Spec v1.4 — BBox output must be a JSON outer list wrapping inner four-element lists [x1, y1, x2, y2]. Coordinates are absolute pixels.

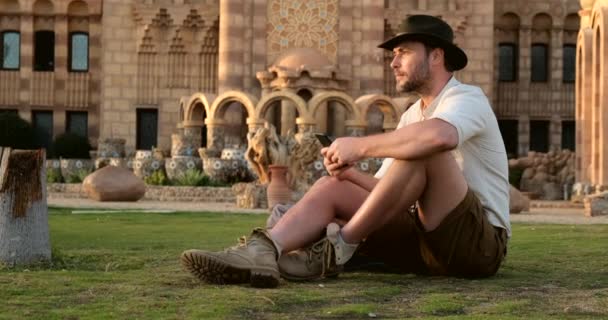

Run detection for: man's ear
[[432, 48, 445, 66]]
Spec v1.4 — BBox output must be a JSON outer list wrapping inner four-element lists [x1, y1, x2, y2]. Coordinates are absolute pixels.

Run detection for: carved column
[[519, 27, 531, 84], [345, 120, 367, 137], [205, 119, 227, 153], [518, 115, 530, 156], [315, 101, 328, 133], [295, 118, 316, 142], [551, 28, 563, 83], [183, 126, 203, 149], [330, 101, 346, 137], [218, 0, 245, 93], [280, 100, 297, 136], [55, 15, 68, 108], [577, 29, 593, 183], [549, 114, 562, 151]]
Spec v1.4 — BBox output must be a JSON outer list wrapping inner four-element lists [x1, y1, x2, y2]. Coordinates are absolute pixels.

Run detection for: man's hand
[[321, 137, 365, 166], [322, 155, 353, 179]]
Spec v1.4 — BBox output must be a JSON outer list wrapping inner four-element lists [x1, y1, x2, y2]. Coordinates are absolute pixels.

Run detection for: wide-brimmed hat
[[378, 15, 468, 71]]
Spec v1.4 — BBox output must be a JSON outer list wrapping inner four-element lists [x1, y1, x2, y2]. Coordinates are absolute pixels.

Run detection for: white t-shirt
[[375, 77, 511, 236]]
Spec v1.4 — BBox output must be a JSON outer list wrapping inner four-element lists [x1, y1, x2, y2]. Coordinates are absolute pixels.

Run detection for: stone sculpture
[[245, 123, 288, 185], [241, 124, 323, 208]]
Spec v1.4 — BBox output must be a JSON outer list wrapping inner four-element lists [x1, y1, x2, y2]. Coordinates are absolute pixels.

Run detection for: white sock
[[327, 223, 359, 265]]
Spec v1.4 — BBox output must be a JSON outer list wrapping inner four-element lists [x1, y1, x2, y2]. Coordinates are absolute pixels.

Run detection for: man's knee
[[313, 175, 342, 189]]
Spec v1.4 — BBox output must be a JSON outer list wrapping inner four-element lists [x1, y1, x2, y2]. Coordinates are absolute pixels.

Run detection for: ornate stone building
[[575, 0, 608, 188], [0, 0, 580, 158]]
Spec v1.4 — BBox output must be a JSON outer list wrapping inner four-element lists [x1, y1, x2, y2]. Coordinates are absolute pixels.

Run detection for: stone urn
[[267, 165, 292, 209]]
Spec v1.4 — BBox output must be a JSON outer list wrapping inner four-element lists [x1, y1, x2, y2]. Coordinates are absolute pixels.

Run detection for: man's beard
[[395, 59, 431, 93]]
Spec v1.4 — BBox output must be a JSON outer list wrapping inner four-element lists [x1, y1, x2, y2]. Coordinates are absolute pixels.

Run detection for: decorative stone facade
[[0, 0, 102, 144], [493, 0, 581, 157], [0, 0, 581, 163], [575, 0, 608, 190]]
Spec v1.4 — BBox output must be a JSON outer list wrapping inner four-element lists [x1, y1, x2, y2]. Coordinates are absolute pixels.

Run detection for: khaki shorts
[[355, 189, 508, 278]]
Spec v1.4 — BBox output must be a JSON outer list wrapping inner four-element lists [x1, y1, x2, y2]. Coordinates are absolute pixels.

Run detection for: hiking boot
[[180, 228, 280, 288], [278, 237, 343, 281], [278, 222, 357, 281]]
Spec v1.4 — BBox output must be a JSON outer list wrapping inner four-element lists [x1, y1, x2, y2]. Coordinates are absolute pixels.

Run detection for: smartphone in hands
[[315, 133, 349, 174], [315, 133, 334, 147]]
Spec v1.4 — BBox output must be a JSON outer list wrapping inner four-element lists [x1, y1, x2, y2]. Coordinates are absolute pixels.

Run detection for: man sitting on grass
[[181, 15, 510, 288]]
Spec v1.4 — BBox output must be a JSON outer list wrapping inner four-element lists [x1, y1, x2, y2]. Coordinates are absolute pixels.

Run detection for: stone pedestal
[[165, 156, 203, 180], [171, 133, 198, 157], [133, 150, 165, 179]]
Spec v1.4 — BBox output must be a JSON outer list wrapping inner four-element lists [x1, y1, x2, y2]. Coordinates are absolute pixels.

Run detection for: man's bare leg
[[269, 176, 369, 253], [341, 151, 468, 243]]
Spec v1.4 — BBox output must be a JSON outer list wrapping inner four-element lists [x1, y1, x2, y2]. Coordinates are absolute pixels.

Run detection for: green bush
[[144, 170, 169, 186], [65, 169, 90, 184], [0, 113, 37, 149], [46, 169, 64, 183], [172, 169, 210, 187], [52, 133, 92, 159]]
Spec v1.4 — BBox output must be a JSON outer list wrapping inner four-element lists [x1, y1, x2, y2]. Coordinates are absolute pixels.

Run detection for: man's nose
[[390, 55, 400, 69]]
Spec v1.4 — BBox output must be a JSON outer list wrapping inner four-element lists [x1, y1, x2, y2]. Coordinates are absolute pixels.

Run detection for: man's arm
[[340, 167, 378, 192], [325, 118, 459, 165]]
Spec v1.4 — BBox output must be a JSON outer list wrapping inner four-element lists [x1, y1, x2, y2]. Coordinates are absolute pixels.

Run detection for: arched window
[[34, 30, 55, 71], [1, 31, 20, 70], [563, 44, 576, 83], [498, 43, 517, 81], [69, 32, 88, 72], [563, 13, 579, 83], [496, 13, 520, 82], [530, 13, 552, 83], [531, 43, 548, 82]]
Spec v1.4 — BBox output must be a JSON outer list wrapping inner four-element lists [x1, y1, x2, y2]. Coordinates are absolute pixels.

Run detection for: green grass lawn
[[0, 208, 607, 319]]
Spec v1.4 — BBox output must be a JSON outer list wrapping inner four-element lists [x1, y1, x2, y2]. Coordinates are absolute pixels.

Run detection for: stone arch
[[33, 0, 53, 15], [496, 12, 521, 44], [0, 0, 20, 13], [308, 91, 361, 123], [531, 13, 553, 43], [67, 0, 89, 36], [591, 7, 608, 184], [255, 91, 310, 122], [208, 90, 258, 121], [576, 28, 593, 183], [355, 94, 400, 128], [564, 13, 580, 45], [184, 92, 215, 122], [67, 0, 88, 16]]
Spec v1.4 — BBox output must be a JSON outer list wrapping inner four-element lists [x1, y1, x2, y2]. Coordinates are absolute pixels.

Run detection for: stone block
[[584, 191, 608, 216], [83, 166, 145, 202]]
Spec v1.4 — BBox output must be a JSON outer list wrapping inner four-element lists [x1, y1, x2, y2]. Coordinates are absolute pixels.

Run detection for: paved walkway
[[47, 197, 608, 224]]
